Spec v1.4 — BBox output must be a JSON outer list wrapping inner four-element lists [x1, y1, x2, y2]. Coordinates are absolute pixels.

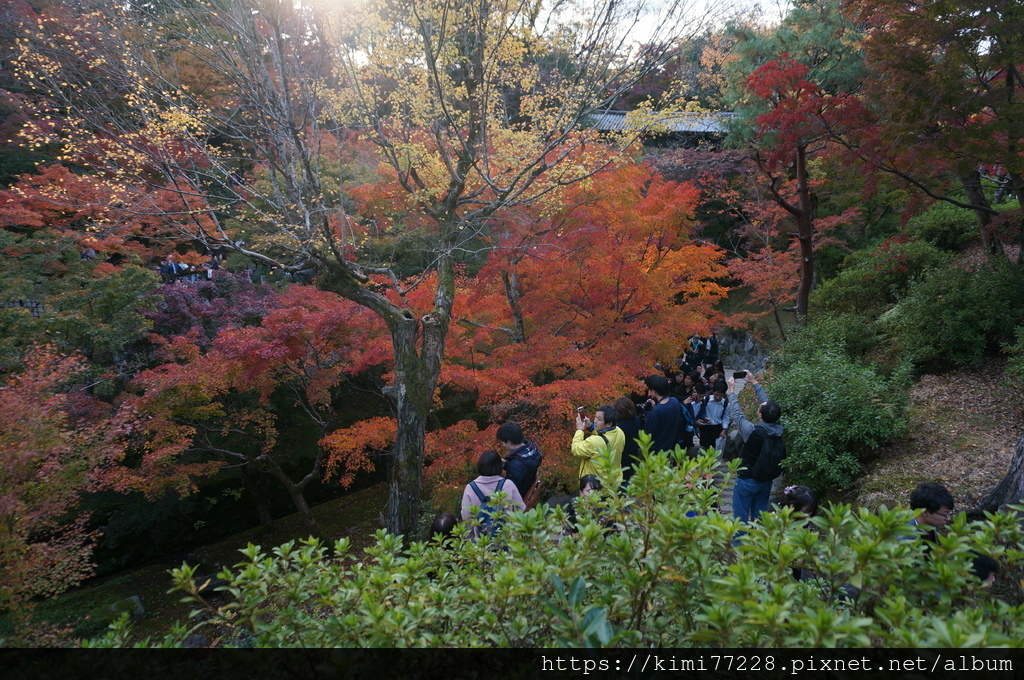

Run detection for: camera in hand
[[733, 371, 747, 379]]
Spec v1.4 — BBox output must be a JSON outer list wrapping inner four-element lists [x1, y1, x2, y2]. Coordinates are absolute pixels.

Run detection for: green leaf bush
[[769, 314, 887, 374], [810, 237, 950, 317], [1006, 326, 1024, 382], [883, 261, 1024, 366], [767, 327, 909, 491], [904, 202, 978, 251], [90, 442, 1024, 648], [0, 231, 160, 372]]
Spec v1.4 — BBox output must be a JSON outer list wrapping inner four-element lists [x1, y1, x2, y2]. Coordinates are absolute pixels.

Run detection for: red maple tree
[[118, 286, 388, 536], [322, 163, 730, 506], [741, 57, 864, 321], [0, 346, 117, 620]]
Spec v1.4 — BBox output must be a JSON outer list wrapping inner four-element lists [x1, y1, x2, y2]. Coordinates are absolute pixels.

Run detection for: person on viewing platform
[[726, 370, 785, 524], [778, 486, 832, 585], [680, 382, 706, 455], [686, 381, 708, 414], [696, 380, 731, 453], [571, 404, 625, 482], [496, 421, 543, 498], [460, 449, 525, 524], [692, 333, 708, 368], [643, 375, 682, 454], [614, 398, 643, 483], [780, 485, 818, 517], [970, 553, 999, 588], [676, 371, 700, 401], [579, 474, 602, 497], [429, 512, 459, 542]]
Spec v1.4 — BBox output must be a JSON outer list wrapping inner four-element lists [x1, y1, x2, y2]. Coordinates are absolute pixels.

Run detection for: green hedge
[[904, 202, 978, 251], [770, 314, 886, 373], [90, 443, 1023, 648], [811, 237, 950, 317], [1006, 326, 1024, 381], [883, 261, 1024, 366], [767, 321, 909, 491]]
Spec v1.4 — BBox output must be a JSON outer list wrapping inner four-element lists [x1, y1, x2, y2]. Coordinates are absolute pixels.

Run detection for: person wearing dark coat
[[496, 421, 543, 497], [642, 374, 682, 454], [726, 371, 784, 524], [614, 397, 643, 483]]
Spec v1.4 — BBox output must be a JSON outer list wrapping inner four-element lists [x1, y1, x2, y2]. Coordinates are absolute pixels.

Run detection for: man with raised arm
[[572, 404, 625, 483], [726, 371, 785, 524]]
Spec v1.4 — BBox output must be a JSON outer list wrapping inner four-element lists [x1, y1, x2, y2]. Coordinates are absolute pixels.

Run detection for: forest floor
[[11, 358, 1022, 646], [852, 357, 1024, 512]]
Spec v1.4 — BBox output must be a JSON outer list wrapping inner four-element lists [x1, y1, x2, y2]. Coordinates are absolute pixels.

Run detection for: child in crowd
[[971, 553, 999, 588], [781, 485, 818, 516], [430, 512, 459, 541]]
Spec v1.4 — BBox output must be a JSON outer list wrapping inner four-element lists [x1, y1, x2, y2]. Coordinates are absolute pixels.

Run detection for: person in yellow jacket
[[572, 404, 625, 484]]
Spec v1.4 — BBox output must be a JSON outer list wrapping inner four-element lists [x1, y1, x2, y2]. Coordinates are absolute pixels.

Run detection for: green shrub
[[1005, 326, 1024, 381], [87, 443, 1024, 649], [0, 231, 160, 371], [883, 261, 1024, 366], [811, 237, 950, 316], [904, 202, 978, 251], [769, 314, 886, 374], [767, 339, 909, 491]]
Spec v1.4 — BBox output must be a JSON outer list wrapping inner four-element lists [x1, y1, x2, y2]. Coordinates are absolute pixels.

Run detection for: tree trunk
[[263, 457, 325, 540], [959, 169, 1002, 256], [384, 314, 432, 540], [1009, 171, 1024, 266], [793, 145, 815, 324], [501, 270, 527, 343], [242, 464, 275, 534], [1005, 62, 1023, 265], [317, 256, 451, 542], [287, 485, 320, 537], [970, 433, 1024, 518], [772, 305, 788, 342]]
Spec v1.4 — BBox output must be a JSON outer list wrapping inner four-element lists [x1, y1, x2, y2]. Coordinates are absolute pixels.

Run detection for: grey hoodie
[[726, 383, 784, 479]]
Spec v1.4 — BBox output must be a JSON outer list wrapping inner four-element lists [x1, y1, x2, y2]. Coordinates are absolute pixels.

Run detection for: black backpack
[[469, 479, 508, 537], [677, 401, 697, 446], [748, 426, 786, 482]]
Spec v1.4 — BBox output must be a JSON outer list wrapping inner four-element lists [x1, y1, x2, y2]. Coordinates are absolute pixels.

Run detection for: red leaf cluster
[[0, 346, 115, 604]]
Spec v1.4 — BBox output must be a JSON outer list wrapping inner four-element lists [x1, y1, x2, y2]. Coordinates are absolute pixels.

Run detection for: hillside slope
[[855, 358, 1024, 512]]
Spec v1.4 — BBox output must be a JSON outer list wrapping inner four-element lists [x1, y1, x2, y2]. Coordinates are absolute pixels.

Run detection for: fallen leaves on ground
[[856, 358, 1023, 511]]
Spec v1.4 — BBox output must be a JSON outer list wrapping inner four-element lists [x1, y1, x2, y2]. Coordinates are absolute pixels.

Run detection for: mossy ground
[[3, 483, 389, 645]]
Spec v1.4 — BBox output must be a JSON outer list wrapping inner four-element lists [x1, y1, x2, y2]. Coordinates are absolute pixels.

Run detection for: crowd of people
[[453, 363, 783, 532], [158, 253, 224, 283], [443, 342, 1000, 589], [157, 249, 317, 285]]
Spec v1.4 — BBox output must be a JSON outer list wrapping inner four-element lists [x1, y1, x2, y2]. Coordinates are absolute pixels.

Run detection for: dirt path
[[855, 358, 1024, 511]]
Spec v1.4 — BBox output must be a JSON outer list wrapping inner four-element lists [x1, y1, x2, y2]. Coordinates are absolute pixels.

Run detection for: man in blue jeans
[[725, 371, 785, 524]]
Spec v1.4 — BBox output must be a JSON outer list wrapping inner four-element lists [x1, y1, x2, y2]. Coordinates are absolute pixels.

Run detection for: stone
[[183, 634, 210, 648], [719, 330, 767, 374], [105, 595, 145, 621]]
